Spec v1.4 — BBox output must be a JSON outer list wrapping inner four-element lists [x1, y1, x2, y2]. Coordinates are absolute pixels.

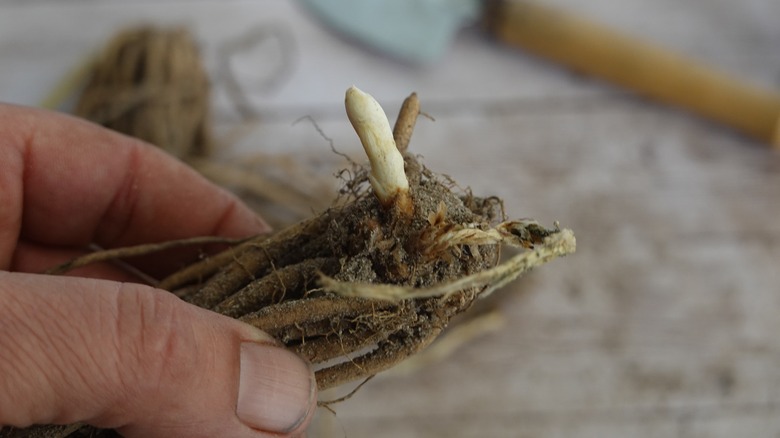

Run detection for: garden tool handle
[[484, 0, 780, 147]]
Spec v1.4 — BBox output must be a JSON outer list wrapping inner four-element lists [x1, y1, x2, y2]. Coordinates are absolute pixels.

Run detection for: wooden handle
[[485, 0, 780, 147]]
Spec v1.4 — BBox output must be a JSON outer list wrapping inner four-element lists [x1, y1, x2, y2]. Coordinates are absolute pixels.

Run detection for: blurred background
[[2, 0, 780, 436]]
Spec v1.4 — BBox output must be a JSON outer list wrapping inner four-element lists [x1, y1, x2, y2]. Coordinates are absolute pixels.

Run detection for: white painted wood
[[1, 1, 779, 436]]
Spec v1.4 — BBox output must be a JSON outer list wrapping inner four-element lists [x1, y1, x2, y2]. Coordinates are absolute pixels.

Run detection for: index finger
[[0, 104, 268, 269]]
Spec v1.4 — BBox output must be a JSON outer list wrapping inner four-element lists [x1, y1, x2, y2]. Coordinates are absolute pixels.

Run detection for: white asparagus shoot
[[345, 86, 413, 214]]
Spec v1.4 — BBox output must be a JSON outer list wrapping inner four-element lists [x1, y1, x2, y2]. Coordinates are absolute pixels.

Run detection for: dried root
[[18, 87, 575, 438]]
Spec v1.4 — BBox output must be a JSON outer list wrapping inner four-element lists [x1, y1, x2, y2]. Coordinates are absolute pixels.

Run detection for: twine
[[74, 26, 212, 158]]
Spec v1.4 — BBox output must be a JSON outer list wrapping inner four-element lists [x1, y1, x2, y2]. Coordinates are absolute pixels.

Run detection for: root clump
[[153, 86, 574, 391], [176, 141, 504, 390], [3, 87, 575, 438]]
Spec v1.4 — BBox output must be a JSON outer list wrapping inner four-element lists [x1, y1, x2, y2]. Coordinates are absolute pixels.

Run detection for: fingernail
[[237, 342, 315, 433]]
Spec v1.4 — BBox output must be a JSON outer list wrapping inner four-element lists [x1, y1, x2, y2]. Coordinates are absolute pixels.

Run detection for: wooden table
[[2, 1, 779, 436]]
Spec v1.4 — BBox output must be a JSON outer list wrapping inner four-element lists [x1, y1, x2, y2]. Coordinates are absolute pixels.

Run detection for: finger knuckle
[[114, 285, 203, 396]]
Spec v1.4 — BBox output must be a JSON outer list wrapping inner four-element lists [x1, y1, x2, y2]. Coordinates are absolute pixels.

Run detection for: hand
[[0, 104, 316, 437]]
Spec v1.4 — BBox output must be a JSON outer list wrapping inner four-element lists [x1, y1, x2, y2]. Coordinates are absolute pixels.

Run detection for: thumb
[[0, 272, 316, 437]]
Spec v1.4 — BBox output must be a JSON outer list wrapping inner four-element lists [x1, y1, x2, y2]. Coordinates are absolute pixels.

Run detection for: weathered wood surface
[[1, 1, 779, 437]]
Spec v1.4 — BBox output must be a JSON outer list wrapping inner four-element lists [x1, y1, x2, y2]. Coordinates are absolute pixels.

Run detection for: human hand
[[0, 104, 316, 437]]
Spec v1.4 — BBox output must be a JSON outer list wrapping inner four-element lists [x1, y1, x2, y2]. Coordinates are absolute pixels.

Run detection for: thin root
[[45, 236, 245, 276], [317, 375, 376, 408]]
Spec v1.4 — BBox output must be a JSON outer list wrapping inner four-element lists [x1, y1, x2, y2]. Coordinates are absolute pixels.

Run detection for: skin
[[0, 104, 315, 437]]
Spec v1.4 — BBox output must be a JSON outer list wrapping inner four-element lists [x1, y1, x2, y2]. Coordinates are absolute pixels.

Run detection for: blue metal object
[[300, 0, 479, 63]]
